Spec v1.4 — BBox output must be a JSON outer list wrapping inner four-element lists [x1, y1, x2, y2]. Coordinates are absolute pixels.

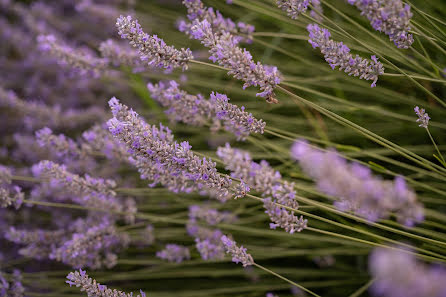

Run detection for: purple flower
[[190, 20, 282, 103], [307, 24, 384, 87], [156, 244, 190, 263], [189, 205, 237, 225], [0, 186, 24, 210], [180, 0, 255, 43], [276, 0, 310, 19], [107, 98, 232, 201], [147, 80, 266, 140], [221, 235, 254, 267], [369, 246, 446, 297], [99, 39, 147, 72], [291, 140, 424, 226], [348, 0, 413, 49], [37, 34, 107, 77], [217, 143, 307, 233], [52, 220, 130, 269], [116, 15, 193, 71], [66, 269, 146, 297], [0, 269, 25, 297], [414, 106, 430, 128]]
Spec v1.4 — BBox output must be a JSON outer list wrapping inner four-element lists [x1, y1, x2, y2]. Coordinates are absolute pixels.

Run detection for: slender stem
[[426, 127, 446, 165], [348, 278, 376, 297], [190, 59, 229, 71], [253, 263, 322, 297]]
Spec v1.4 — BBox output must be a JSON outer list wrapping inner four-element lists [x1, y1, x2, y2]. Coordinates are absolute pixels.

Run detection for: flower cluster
[[0, 166, 23, 209], [156, 244, 191, 263], [369, 246, 446, 297], [347, 0, 414, 49], [99, 39, 146, 72], [189, 205, 237, 225], [221, 235, 254, 267], [414, 106, 430, 128], [0, 86, 105, 130], [217, 143, 307, 233], [291, 140, 424, 226], [179, 0, 255, 43], [107, 97, 232, 201], [6, 217, 130, 269], [190, 19, 282, 103], [37, 34, 108, 77], [66, 269, 146, 297], [307, 24, 384, 87], [0, 269, 25, 297], [116, 15, 194, 71], [276, 0, 310, 19], [147, 80, 266, 140]]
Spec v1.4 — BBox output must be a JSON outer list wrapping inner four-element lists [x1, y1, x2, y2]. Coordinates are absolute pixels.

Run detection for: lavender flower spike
[[307, 24, 384, 87], [116, 15, 193, 71], [0, 187, 24, 209], [180, 0, 255, 43], [67, 269, 146, 297], [347, 0, 414, 49], [190, 19, 282, 103], [156, 244, 190, 263], [107, 97, 232, 201], [32, 160, 117, 197], [291, 140, 424, 226], [369, 246, 446, 297], [276, 0, 310, 19], [37, 35, 107, 77], [414, 106, 430, 128], [147, 80, 266, 140], [221, 235, 254, 267]]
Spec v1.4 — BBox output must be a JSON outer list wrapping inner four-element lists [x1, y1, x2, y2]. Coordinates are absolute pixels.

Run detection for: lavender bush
[[0, 0, 445, 296]]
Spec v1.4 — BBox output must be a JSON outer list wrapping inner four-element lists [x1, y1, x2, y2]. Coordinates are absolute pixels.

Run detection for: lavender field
[[1, 0, 446, 296]]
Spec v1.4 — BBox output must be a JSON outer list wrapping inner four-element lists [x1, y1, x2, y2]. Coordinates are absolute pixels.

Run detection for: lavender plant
[[1, 0, 446, 296]]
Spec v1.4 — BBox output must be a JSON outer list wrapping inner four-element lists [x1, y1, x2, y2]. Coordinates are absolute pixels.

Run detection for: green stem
[[253, 263, 322, 297]]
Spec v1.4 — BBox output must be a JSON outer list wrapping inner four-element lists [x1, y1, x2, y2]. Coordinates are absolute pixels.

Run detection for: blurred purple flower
[[414, 106, 430, 128], [156, 244, 190, 263], [347, 0, 413, 49], [291, 140, 424, 226]]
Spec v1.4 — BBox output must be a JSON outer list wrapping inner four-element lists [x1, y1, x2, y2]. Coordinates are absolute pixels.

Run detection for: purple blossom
[[309, 0, 324, 22], [189, 205, 237, 225], [35, 127, 83, 160], [414, 106, 430, 128], [116, 15, 193, 71], [81, 124, 131, 163], [51, 220, 130, 269], [99, 39, 146, 72], [221, 235, 254, 267], [0, 86, 106, 130], [217, 143, 307, 233], [369, 246, 446, 297], [156, 244, 190, 263], [190, 19, 282, 103], [147, 80, 266, 140], [0, 165, 12, 185], [32, 160, 117, 196], [0, 269, 25, 297], [5, 227, 66, 260], [179, 0, 255, 43], [307, 24, 384, 87], [276, 0, 310, 19], [347, 0, 414, 49], [0, 186, 24, 210], [291, 140, 424, 226], [66, 269, 146, 297], [37, 34, 107, 77], [107, 97, 232, 201]]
